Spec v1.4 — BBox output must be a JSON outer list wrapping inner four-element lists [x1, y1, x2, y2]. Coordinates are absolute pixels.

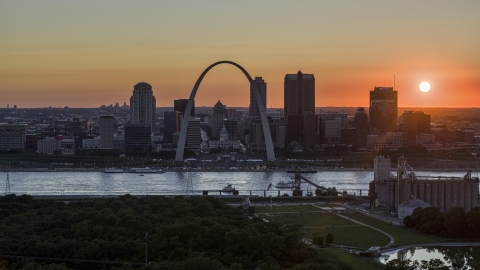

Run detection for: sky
[[1, 1, 479, 108]]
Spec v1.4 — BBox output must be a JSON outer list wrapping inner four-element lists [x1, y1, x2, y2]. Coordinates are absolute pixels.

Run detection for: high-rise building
[[186, 118, 201, 153], [284, 71, 315, 147], [398, 111, 430, 147], [354, 108, 369, 149], [99, 115, 114, 149], [223, 119, 238, 141], [249, 77, 266, 118], [174, 99, 195, 117], [130, 82, 156, 131], [0, 124, 26, 150], [163, 111, 176, 143], [369, 87, 397, 134], [124, 124, 151, 151], [211, 100, 227, 139]]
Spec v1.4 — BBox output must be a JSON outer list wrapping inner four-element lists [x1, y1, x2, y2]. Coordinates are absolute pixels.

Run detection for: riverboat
[[275, 181, 294, 189], [130, 167, 159, 173], [104, 168, 124, 173]]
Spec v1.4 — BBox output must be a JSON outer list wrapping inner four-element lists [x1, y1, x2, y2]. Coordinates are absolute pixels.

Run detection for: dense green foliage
[[0, 194, 351, 270], [403, 206, 480, 239]]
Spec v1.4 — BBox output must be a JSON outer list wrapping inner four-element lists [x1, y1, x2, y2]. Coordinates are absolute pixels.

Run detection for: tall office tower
[[249, 77, 267, 118], [124, 124, 151, 151], [224, 119, 238, 141], [99, 115, 114, 149], [354, 108, 369, 149], [186, 118, 201, 153], [284, 71, 315, 147], [369, 87, 397, 134], [398, 111, 430, 147], [163, 111, 176, 143], [211, 100, 227, 139], [129, 82, 156, 131], [174, 99, 195, 116]]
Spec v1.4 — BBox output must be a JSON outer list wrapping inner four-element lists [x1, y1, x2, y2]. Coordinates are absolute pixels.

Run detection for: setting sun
[[419, 82, 431, 93]]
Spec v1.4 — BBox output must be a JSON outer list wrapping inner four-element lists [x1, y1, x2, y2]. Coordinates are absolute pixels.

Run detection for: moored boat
[[130, 167, 158, 173], [104, 168, 124, 173]]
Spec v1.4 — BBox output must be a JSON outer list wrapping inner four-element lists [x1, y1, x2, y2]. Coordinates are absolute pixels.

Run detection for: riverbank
[[3, 167, 478, 173]]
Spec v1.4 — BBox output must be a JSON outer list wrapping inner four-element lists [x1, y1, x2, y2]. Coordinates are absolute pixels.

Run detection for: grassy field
[[256, 205, 441, 249], [342, 212, 440, 246], [256, 206, 392, 249]]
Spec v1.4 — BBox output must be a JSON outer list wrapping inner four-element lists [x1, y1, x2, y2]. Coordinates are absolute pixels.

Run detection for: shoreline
[[2, 168, 478, 173]]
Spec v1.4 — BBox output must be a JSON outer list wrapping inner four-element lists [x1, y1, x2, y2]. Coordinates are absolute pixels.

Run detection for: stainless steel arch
[[175, 61, 275, 161]]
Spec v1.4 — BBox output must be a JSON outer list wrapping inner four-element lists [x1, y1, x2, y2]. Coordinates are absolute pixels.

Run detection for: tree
[[325, 233, 334, 244], [443, 207, 469, 238], [466, 207, 480, 238]]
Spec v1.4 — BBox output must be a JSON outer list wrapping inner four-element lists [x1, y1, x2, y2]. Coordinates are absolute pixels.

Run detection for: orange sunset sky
[[1, 1, 479, 108]]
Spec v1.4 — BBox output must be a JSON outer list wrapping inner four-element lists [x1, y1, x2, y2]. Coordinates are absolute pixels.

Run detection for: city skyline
[[1, 1, 479, 108]]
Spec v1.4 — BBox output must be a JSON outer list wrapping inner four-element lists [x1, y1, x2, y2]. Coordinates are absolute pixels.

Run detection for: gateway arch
[[175, 61, 275, 161]]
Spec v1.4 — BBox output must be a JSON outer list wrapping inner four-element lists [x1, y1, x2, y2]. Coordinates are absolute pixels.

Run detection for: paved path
[[335, 213, 395, 248], [312, 205, 395, 248]]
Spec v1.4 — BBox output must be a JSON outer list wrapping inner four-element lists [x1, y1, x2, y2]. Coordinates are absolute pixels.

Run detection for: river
[[1, 170, 476, 197]]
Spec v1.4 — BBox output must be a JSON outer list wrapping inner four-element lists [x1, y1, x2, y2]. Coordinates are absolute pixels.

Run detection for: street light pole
[[145, 232, 148, 265]]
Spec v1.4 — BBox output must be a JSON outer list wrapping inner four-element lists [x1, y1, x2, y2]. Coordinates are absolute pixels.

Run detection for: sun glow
[[419, 82, 431, 93]]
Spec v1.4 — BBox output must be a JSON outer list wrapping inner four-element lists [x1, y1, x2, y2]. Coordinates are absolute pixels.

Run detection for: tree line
[[0, 194, 354, 270], [403, 206, 480, 239]]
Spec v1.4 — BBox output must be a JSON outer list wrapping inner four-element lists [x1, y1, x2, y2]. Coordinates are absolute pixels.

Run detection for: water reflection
[[382, 246, 480, 269]]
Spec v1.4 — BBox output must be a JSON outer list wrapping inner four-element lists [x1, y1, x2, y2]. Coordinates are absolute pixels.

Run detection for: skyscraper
[[249, 77, 266, 119], [99, 115, 114, 149], [130, 82, 156, 131], [369, 87, 397, 134], [284, 71, 315, 147], [284, 71, 315, 116], [211, 100, 227, 139], [398, 111, 430, 147], [354, 108, 369, 149]]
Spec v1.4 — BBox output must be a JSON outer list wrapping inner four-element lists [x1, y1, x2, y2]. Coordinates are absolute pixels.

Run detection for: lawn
[[256, 206, 392, 249], [255, 205, 441, 249], [342, 212, 440, 246]]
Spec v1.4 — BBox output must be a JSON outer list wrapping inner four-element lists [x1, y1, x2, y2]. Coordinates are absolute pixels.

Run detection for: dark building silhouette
[[174, 99, 195, 117], [124, 124, 151, 151], [130, 82, 156, 131], [341, 128, 355, 146], [354, 108, 369, 149], [224, 119, 238, 141], [212, 100, 228, 139], [369, 87, 397, 134], [249, 77, 266, 119], [398, 111, 431, 147], [284, 71, 315, 148], [163, 111, 176, 143]]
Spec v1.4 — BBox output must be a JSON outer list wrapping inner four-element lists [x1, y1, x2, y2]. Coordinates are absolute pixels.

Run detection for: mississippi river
[[1, 170, 475, 197]]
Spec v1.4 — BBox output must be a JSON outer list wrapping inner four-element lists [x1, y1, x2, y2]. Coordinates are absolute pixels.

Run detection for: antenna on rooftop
[[394, 75, 396, 91]]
